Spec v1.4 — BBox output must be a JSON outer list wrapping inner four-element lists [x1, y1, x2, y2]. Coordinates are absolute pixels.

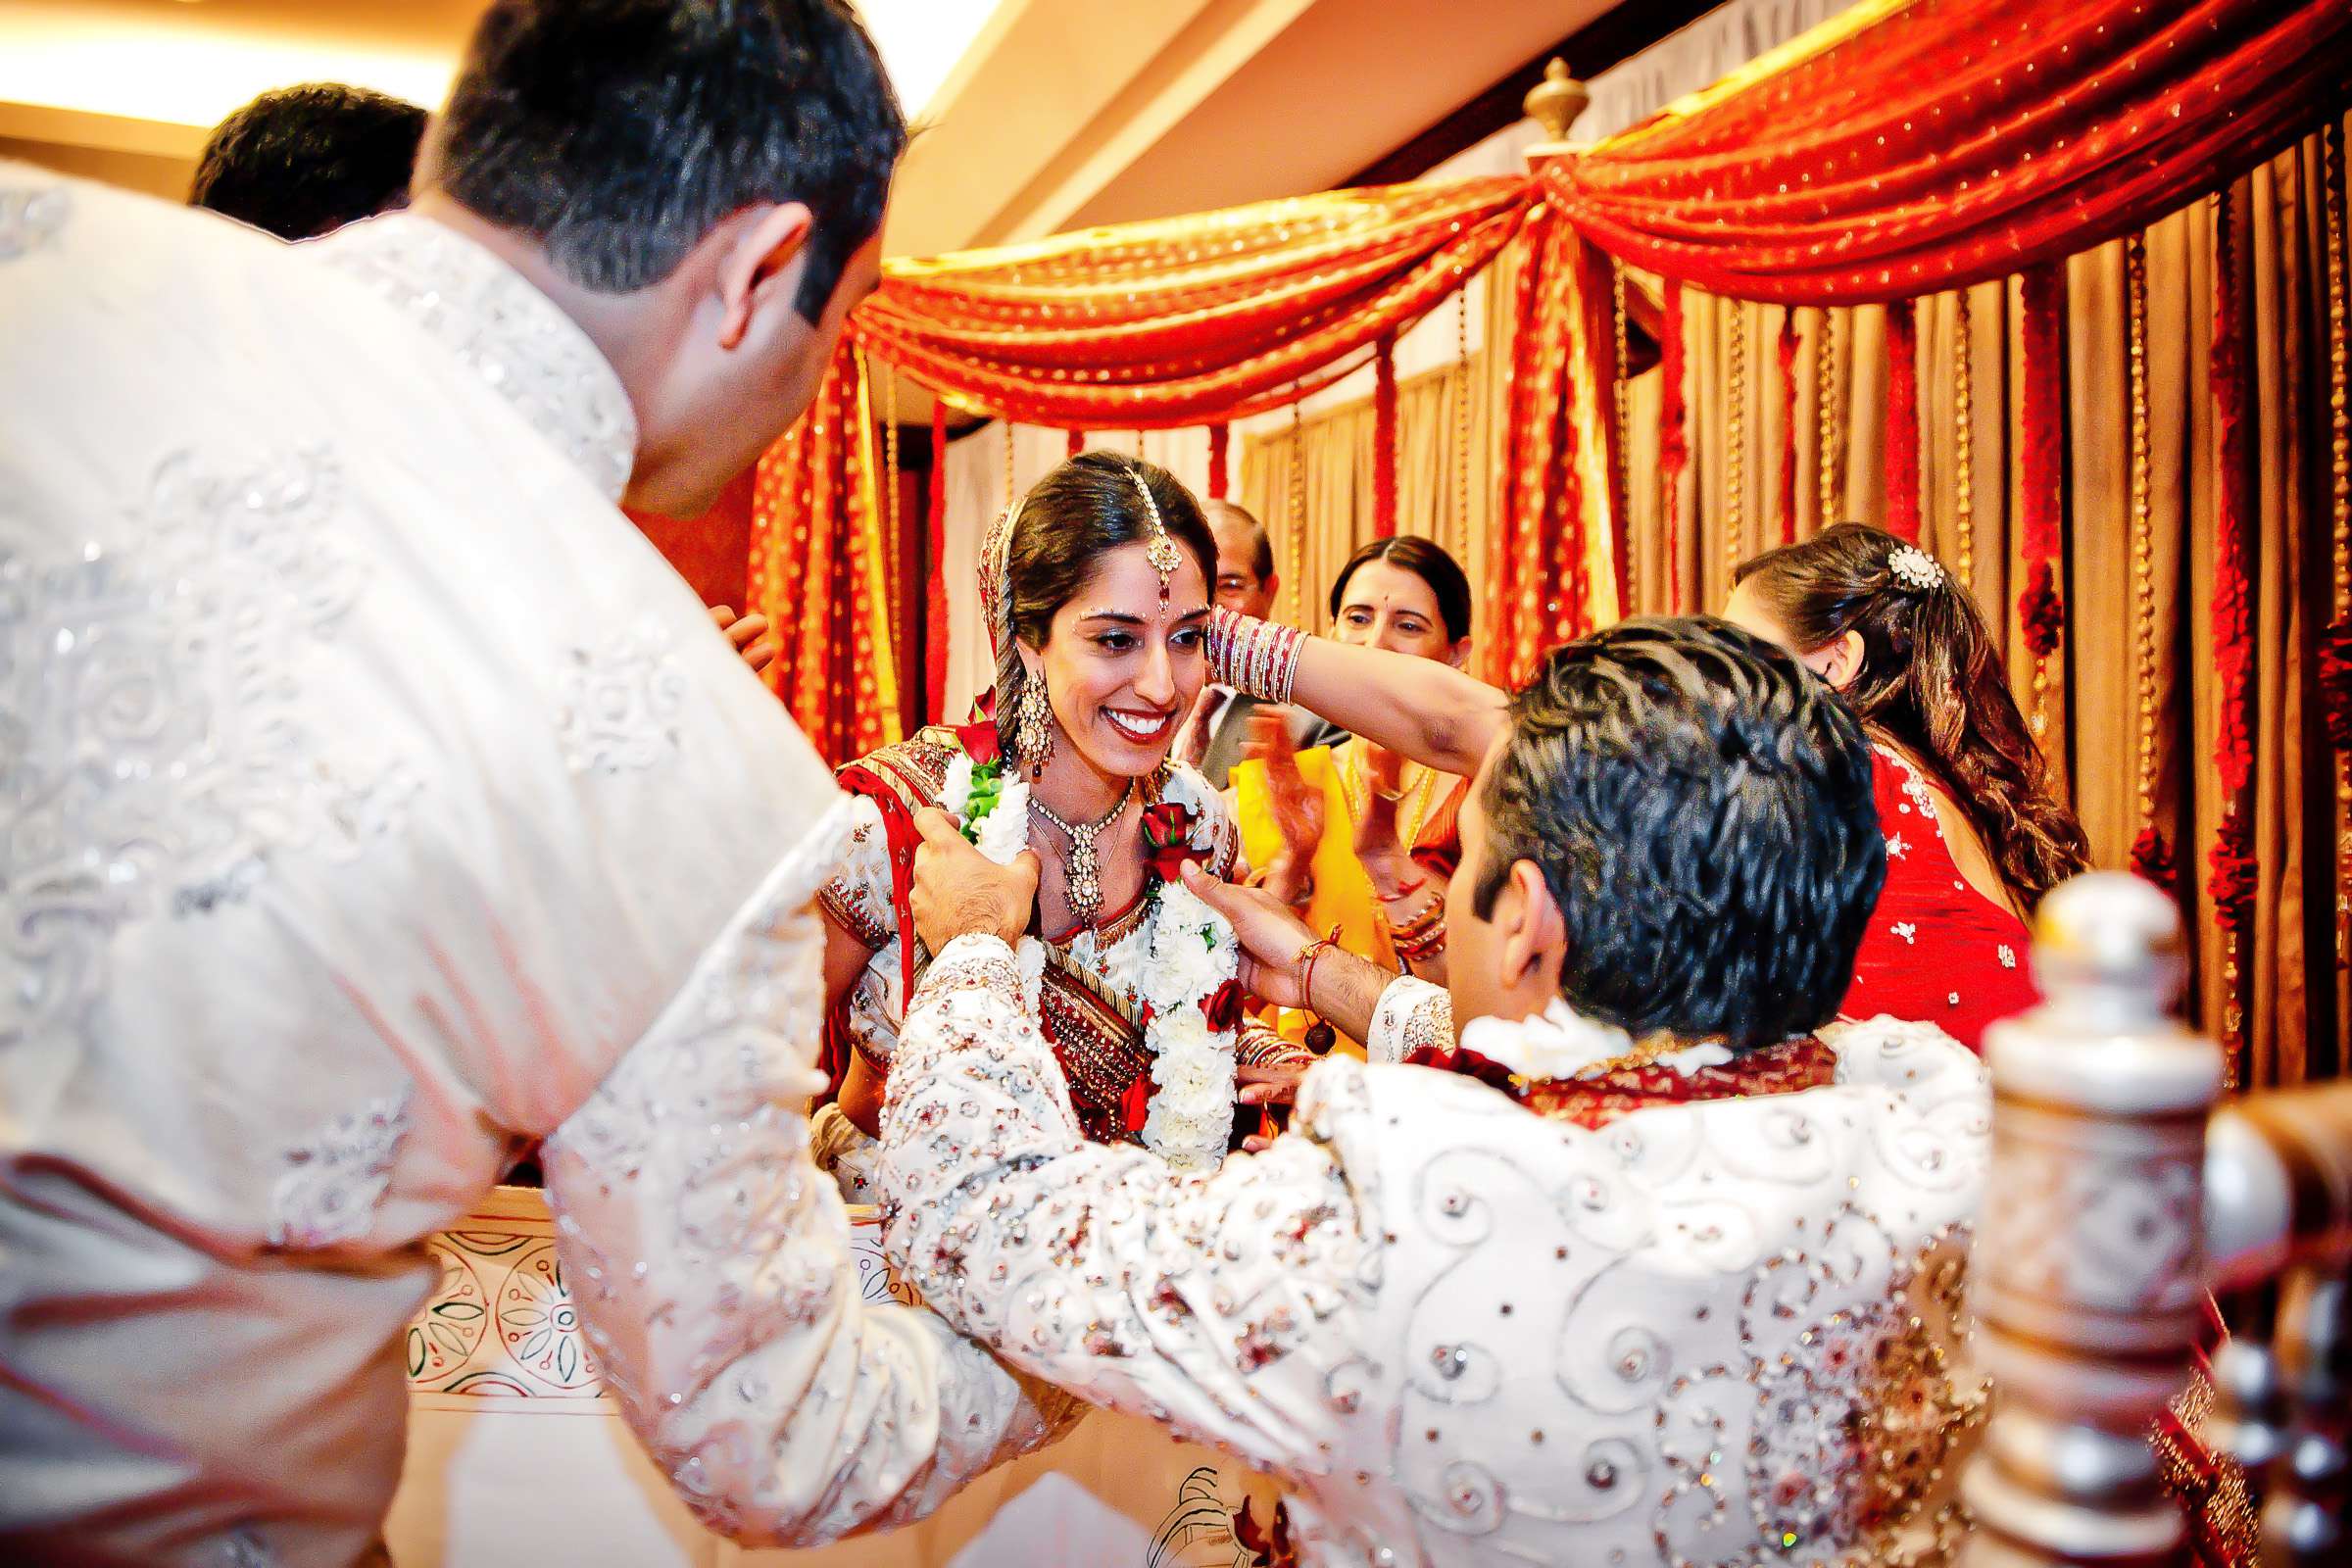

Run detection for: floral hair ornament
[[1125, 464, 1183, 603], [1886, 544, 1945, 593]]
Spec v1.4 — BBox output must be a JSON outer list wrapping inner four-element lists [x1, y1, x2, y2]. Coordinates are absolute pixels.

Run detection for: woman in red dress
[[1725, 523, 2090, 1051]]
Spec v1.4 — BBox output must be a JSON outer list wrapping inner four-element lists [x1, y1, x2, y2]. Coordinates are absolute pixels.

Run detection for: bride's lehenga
[[814, 722, 1309, 1192]]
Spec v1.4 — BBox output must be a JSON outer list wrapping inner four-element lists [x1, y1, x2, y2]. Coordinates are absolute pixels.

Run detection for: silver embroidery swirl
[[1, 449, 397, 1051]]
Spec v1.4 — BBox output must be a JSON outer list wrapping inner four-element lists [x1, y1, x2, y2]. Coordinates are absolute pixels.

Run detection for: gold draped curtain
[[1620, 121, 2349, 1087]]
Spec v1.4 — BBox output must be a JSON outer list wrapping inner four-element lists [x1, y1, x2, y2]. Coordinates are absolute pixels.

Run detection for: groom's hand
[[911, 808, 1038, 952], [1178, 861, 1316, 1008]]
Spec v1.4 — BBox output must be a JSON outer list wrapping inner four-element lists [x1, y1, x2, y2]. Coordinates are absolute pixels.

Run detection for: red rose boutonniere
[[1142, 800, 1204, 882]]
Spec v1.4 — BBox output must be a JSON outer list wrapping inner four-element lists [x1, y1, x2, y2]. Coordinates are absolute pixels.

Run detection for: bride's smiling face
[[1021, 542, 1210, 781]]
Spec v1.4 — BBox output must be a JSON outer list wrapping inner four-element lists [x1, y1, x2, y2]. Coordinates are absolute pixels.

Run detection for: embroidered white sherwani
[[0, 169, 1057, 1567], [880, 939, 1992, 1567]]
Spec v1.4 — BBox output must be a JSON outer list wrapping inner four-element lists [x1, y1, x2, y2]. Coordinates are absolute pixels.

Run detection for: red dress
[[1841, 745, 2038, 1053]]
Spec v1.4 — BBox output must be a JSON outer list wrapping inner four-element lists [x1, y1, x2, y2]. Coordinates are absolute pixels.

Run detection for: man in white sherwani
[[881, 618, 1993, 1568], [0, 3, 1067, 1562]]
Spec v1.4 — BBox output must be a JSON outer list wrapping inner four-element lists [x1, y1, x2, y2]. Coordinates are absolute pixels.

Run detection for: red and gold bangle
[[1207, 608, 1305, 704], [1385, 898, 1447, 963]]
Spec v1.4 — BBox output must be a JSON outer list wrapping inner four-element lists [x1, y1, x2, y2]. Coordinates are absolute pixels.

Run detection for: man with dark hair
[[190, 82, 428, 239], [882, 616, 1991, 1566], [3, 4, 1071, 1562], [1177, 498, 1345, 785]]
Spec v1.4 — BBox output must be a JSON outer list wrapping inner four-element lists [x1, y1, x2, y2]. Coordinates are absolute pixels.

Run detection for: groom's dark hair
[[427, 0, 905, 320], [1474, 616, 1885, 1051]]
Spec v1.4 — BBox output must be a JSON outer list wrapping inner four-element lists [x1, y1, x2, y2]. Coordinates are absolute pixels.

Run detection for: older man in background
[[1177, 498, 1346, 787]]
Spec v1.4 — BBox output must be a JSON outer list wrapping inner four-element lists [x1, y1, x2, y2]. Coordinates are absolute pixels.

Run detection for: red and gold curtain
[[748, 347, 901, 761], [1545, 0, 2352, 304], [1491, 208, 1621, 684], [852, 178, 1529, 427]]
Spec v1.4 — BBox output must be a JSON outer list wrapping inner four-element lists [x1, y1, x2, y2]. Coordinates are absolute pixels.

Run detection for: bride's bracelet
[[1206, 608, 1303, 705]]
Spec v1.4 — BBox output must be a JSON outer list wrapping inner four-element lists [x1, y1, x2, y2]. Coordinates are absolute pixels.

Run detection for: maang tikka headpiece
[[1128, 466, 1182, 603]]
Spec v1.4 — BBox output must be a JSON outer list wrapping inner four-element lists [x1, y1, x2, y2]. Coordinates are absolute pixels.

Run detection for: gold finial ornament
[[1524, 59, 1591, 146]]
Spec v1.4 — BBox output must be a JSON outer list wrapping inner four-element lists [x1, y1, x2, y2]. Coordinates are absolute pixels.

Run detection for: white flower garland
[[956, 758, 1238, 1171], [1460, 997, 1734, 1080]]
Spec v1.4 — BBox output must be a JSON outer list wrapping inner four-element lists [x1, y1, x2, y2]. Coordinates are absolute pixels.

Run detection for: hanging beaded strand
[[1453, 285, 1473, 553], [880, 357, 903, 647], [1725, 300, 1748, 596], [2128, 232, 2161, 854], [1003, 416, 1015, 510], [1817, 306, 1841, 528], [2325, 117, 2350, 971], [1288, 400, 1308, 631], [1953, 288, 1977, 585], [1611, 260, 1633, 610]]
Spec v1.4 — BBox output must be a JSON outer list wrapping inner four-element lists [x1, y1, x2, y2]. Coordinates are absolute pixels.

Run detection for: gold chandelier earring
[[1015, 674, 1054, 775]]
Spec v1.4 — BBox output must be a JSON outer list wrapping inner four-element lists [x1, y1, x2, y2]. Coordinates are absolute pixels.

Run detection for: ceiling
[[0, 0, 1608, 251]]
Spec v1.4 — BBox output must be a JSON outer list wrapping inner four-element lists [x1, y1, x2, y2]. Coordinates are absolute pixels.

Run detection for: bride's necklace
[[1029, 777, 1137, 928]]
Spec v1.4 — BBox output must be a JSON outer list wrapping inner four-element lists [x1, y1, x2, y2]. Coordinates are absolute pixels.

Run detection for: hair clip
[[1886, 544, 1944, 593]]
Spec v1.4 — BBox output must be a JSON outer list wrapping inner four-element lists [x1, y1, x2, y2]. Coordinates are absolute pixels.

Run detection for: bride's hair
[[1733, 522, 2088, 911], [997, 451, 1215, 744]]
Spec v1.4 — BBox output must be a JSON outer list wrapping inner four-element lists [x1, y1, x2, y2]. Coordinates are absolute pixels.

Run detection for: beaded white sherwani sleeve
[[878, 935, 1371, 1475], [1364, 974, 1453, 1064], [540, 807, 1076, 1547]]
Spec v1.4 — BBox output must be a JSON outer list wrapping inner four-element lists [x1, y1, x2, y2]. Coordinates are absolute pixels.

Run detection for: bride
[[813, 452, 1313, 1186]]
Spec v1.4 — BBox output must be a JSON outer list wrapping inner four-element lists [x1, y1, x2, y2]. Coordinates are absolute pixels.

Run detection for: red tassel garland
[[1776, 309, 1800, 545], [2130, 826, 2178, 894], [1657, 279, 1689, 612], [1207, 421, 1230, 501], [1885, 297, 1921, 542], [925, 403, 950, 724], [2018, 261, 2068, 643]]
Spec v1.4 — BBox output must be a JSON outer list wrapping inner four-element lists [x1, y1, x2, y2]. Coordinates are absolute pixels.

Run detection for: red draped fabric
[[1541, 0, 2352, 304], [1491, 207, 1620, 684], [748, 347, 900, 761], [852, 178, 1530, 428]]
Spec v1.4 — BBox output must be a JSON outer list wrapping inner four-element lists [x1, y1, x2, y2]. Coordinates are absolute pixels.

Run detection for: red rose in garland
[[1200, 978, 1246, 1034], [951, 718, 1003, 767], [1142, 800, 1205, 882], [1119, 1071, 1154, 1136]]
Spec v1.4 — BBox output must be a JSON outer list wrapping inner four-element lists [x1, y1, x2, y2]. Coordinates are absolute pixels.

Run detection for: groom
[[881, 617, 1994, 1565], [1, 2, 1068, 1562]]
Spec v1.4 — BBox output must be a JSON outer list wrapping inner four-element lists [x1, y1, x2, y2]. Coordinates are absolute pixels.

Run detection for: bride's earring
[[1017, 676, 1054, 774]]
